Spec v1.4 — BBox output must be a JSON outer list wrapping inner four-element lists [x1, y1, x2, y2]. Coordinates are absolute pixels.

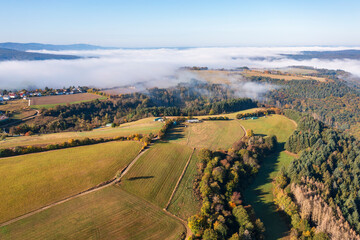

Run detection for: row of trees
[[0, 133, 152, 158], [188, 134, 278, 239], [236, 108, 280, 119]]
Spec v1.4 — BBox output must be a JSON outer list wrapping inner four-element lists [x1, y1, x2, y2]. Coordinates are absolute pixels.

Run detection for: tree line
[[188, 134, 278, 239]]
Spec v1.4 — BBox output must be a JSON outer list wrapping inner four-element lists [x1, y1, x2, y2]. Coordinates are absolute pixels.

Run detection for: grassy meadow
[[0, 117, 163, 148], [168, 149, 201, 220], [240, 114, 297, 240], [240, 114, 296, 142], [120, 142, 193, 208], [0, 141, 141, 223], [0, 186, 185, 240]]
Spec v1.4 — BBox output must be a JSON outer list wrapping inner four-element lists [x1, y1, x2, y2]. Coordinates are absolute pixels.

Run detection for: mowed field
[[168, 149, 201, 220], [30, 93, 105, 109], [0, 186, 185, 240], [0, 141, 142, 223], [170, 120, 245, 150], [120, 142, 193, 207], [0, 117, 163, 148]]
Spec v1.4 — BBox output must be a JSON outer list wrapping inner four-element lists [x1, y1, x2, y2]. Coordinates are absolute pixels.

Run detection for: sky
[[0, 0, 360, 47]]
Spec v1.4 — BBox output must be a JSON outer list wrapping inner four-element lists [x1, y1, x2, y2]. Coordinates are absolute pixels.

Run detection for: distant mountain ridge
[[0, 48, 81, 61], [0, 42, 116, 51], [282, 49, 360, 60]]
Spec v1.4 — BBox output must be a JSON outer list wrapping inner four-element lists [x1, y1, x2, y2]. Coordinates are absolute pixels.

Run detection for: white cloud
[[1, 47, 360, 90]]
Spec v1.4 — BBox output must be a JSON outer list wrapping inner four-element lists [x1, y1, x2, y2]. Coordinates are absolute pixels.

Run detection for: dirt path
[[164, 148, 195, 210], [162, 147, 195, 239], [163, 209, 192, 240], [0, 146, 150, 228]]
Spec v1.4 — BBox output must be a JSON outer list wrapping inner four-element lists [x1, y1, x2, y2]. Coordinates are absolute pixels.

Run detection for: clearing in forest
[[0, 141, 142, 223], [241, 114, 297, 240]]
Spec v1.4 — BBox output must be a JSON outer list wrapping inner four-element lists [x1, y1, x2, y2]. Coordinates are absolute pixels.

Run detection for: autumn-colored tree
[[246, 129, 254, 137]]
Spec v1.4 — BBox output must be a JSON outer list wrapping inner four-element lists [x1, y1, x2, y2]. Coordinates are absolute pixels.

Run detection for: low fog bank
[[1, 47, 360, 91]]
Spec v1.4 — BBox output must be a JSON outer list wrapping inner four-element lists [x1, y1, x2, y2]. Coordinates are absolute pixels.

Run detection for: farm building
[[0, 115, 9, 122], [154, 117, 164, 122], [186, 119, 201, 123]]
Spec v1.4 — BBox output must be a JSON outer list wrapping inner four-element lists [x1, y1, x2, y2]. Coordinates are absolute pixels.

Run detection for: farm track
[[163, 147, 195, 239], [0, 144, 150, 228], [164, 147, 195, 210]]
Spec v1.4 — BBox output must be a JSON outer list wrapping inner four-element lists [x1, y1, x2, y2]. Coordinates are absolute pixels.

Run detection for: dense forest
[[188, 135, 278, 239], [274, 110, 360, 239], [252, 69, 360, 135]]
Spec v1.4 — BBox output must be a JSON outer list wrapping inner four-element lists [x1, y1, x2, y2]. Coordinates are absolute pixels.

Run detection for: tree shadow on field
[[254, 133, 267, 137], [163, 125, 186, 142], [243, 142, 290, 240], [127, 176, 154, 181]]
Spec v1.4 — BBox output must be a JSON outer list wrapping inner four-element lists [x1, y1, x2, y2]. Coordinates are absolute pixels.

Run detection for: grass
[[240, 114, 296, 142], [244, 149, 294, 240], [0, 99, 28, 112], [30, 93, 105, 109], [0, 117, 163, 148], [168, 120, 245, 150], [120, 142, 193, 208], [168, 149, 201, 220], [0, 141, 142, 223], [240, 114, 297, 240], [0, 186, 185, 240]]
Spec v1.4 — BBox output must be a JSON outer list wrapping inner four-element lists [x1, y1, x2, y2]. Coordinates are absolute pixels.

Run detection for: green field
[[241, 114, 296, 240], [120, 142, 193, 207], [0, 141, 142, 223], [0, 117, 163, 148], [168, 149, 201, 220], [240, 114, 296, 142], [0, 186, 185, 240]]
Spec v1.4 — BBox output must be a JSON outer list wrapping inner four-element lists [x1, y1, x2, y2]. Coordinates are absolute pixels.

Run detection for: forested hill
[[0, 48, 80, 61], [278, 110, 360, 239], [0, 42, 114, 51], [249, 68, 360, 138], [283, 49, 360, 60]]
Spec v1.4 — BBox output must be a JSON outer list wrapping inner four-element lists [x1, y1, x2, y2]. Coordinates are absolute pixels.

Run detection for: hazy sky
[[1, 0, 359, 47]]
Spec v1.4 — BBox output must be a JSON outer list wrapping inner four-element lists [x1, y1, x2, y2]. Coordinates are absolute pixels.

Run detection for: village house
[[9, 93, 17, 99], [3, 95, 10, 101]]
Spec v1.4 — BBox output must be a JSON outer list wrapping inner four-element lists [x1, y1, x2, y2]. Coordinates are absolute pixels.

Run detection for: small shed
[[186, 119, 201, 123], [154, 117, 164, 122]]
